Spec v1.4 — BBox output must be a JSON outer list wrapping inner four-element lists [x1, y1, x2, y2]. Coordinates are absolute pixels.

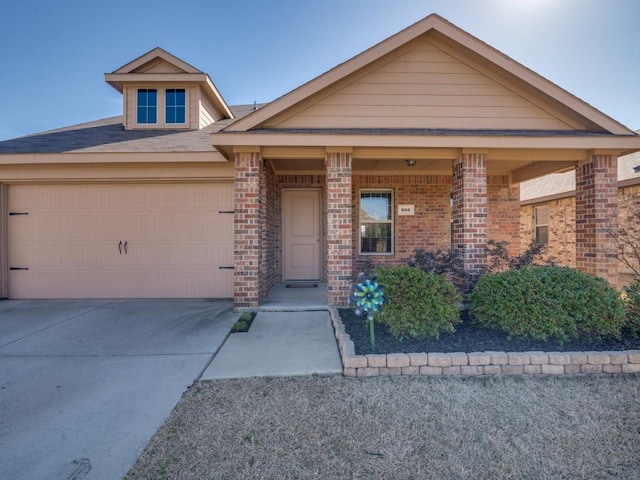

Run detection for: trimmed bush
[[470, 266, 627, 344], [624, 279, 640, 334], [374, 266, 461, 341]]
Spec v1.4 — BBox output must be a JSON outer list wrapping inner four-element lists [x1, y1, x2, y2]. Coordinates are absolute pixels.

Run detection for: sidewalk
[[201, 310, 343, 379]]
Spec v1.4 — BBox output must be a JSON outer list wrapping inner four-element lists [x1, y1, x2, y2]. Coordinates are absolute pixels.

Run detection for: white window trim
[[359, 188, 394, 255], [165, 88, 187, 126], [135, 88, 158, 126]]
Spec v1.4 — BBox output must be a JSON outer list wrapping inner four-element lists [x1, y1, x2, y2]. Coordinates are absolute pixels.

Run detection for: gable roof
[[105, 47, 234, 120], [222, 14, 633, 136], [0, 104, 260, 155], [110, 47, 203, 75]]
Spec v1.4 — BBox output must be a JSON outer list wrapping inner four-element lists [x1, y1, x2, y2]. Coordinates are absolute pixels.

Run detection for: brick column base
[[325, 150, 353, 306], [452, 152, 488, 292], [576, 153, 618, 283]]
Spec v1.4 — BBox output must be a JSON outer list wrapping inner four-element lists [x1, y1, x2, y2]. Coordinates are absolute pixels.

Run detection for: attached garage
[[7, 182, 233, 299]]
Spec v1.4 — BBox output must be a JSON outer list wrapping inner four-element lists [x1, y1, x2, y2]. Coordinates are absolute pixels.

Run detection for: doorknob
[[124, 241, 128, 255], [118, 241, 123, 255]]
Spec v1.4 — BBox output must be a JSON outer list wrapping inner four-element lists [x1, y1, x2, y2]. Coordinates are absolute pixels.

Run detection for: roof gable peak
[[111, 47, 202, 75], [224, 14, 633, 135]]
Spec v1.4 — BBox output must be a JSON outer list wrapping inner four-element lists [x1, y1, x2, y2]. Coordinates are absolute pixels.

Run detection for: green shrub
[[374, 266, 461, 340], [240, 311, 254, 322], [624, 279, 640, 334], [469, 266, 627, 344], [231, 320, 249, 333]]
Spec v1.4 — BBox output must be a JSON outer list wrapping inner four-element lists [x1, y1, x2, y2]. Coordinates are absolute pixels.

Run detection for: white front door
[[283, 189, 321, 281]]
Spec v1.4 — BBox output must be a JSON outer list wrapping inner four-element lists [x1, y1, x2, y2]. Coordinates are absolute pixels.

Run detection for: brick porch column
[[575, 152, 618, 284], [234, 148, 263, 308], [452, 151, 488, 291], [325, 149, 353, 306]]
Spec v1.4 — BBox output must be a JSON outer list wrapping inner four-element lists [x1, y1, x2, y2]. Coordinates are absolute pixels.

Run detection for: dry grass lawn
[[126, 375, 640, 480]]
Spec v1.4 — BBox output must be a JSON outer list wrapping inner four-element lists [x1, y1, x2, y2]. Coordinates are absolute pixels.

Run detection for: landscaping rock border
[[329, 308, 640, 377]]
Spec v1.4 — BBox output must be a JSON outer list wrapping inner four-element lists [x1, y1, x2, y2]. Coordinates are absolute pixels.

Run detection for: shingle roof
[[0, 104, 261, 154], [520, 150, 640, 203]]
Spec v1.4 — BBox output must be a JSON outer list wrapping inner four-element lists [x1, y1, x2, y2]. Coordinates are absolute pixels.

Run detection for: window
[[165, 89, 186, 124], [534, 205, 549, 245], [136, 89, 157, 124], [360, 190, 393, 254]]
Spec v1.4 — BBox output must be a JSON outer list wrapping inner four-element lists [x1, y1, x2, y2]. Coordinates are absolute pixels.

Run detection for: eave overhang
[[211, 129, 640, 160]]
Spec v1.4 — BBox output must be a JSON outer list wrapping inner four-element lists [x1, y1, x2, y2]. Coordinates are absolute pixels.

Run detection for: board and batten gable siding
[[199, 93, 220, 129], [267, 39, 573, 131]]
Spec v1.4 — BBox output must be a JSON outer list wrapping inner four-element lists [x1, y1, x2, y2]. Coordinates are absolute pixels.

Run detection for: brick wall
[[575, 155, 619, 282], [352, 175, 452, 273], [521, 184, 639, 288], [521, 198, 576, 267], [326, 152, 353, 306], [452, 153, 487, 290], [234, 151, 263, 307], [488, 175, 520, 256]]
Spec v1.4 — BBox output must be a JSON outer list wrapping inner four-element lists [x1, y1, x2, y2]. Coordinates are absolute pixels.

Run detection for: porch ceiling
[[266, 146, 592, 181]]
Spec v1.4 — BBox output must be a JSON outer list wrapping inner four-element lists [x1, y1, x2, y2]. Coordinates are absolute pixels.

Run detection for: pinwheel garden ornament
[[349, 272, 386, 350]]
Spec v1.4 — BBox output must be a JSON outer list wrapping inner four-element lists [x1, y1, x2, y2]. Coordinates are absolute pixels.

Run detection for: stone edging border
[[328, 308, 640, 377]]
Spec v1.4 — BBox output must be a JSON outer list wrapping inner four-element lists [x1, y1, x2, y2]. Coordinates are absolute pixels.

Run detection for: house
[[521, 148, 640, 288], [1, 14, 639, 307]]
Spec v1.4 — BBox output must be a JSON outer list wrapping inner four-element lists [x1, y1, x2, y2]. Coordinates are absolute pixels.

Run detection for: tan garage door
[[8, 183, 234, 299]]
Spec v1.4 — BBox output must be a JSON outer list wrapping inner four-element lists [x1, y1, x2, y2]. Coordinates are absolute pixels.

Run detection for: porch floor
[[258, 282, 328, 311]]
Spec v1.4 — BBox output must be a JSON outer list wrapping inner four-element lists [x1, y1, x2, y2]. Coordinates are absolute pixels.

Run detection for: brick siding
[[452, 153, 487, 290], [352, 175, 452, 273], [521, 183, 640, 288], [575, 154, 618, 282], [326, 152, 353, 306], [234, 151, 263, 307], [488, 175, 520, 256]]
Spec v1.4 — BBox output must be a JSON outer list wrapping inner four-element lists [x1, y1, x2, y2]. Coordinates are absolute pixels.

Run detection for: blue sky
[[1, 0, 639, 140]]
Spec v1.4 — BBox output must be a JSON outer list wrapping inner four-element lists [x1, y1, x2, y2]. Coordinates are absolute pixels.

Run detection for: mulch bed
[[339, 308, 640, 355]]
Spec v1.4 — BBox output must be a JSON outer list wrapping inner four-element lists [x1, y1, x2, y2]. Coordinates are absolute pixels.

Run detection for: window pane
[[535, 206, 548, 225], [360, 192, 391, 221], [148, 106, 157, 123], [176, 89, 185, 105], [137, 106, 146, 124], [137, 89, 157, 124], [361, 223, 391, 253], [166, 89, 185, 124], [536, 226, 549, 245]]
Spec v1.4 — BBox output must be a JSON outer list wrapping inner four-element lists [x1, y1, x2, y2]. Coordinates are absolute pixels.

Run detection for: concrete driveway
[[0, 299, 236, 480]]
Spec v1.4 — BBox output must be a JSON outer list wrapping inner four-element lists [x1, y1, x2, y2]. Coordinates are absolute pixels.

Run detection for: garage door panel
[[8, 183, 233, 299]]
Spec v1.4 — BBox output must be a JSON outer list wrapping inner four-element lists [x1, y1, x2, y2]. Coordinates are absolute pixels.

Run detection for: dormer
[[105, 47, 233, 131]]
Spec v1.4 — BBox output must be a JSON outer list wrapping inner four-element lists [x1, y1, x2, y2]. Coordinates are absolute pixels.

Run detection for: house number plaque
[[397, 205, 415, 216]]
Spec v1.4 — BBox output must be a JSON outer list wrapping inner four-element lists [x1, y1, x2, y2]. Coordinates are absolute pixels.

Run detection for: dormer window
[[166, 89, 186, 124], [137, 89, 157, 124], [106, 48, 233, 131]]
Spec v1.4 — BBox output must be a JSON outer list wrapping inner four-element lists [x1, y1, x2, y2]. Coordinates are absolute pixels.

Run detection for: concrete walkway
[[201, 310, 343, 379]]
